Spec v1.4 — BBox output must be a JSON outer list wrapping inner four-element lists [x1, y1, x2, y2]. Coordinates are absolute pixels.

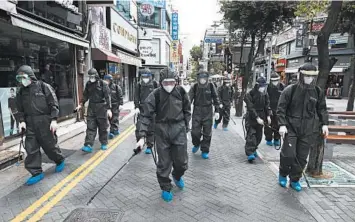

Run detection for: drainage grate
[[64, 208, 124, 222], [270, 161, 355, 187]]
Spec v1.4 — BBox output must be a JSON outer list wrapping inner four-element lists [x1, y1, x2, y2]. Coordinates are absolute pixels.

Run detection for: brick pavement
[[35, 120, 316, 222]]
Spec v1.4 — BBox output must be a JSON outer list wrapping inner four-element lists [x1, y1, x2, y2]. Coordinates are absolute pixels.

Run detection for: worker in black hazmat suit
[[189, 71, 221, 159], [277, 63, 329, 192], [76, 68, 112, 153], [134, 68, 158, 154], [104, 74, 123, 139], [244, 76, 272, 163], [136, 67, 191, 202], [15, 65, 65, 185], [214, 76, 234, 131], [265, 72, 284, 146]]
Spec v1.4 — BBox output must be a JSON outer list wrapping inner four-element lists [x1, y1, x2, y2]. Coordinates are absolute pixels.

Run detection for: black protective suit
[[244, 86, 271, 156], [16, 65, 64, 176], [277, 83, 328, 181], [82, 70, 111, 147], [264, 83, 284, 141], [137, 85, 191, 191], [134, 80, 158, 147], [189, 82, 220, 153], [108, 82, 123, 133], [215, 84, 234, 128]]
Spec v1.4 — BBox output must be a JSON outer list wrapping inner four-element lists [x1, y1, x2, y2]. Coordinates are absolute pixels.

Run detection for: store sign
[[204, 38, 223, 43], [140, 2, 154, 16], [171, 11, 179, 40], [91, 23, 111, 52], [111, 8, 138, 53], [115, 50, 142, 67], [276, 58, 286, 67], [171, 40, 179, 63], [139, 41, 153, 55], [140, 39, 160, 65]]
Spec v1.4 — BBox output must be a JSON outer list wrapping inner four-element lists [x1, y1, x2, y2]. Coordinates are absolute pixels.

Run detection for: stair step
[[0, 150, 24, 171]]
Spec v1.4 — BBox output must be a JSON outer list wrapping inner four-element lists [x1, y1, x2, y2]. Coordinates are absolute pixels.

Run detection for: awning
[[0, 1, 16, 14], [11, 13, 89, 48], [285, 68, 299, 73], [91, 48, 121, 63], [115, 50, 142, 67], [330, 67, 347, 73]]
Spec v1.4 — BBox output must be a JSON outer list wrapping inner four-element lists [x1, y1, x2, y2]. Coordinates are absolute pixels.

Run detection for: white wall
[[150, 29, 172, 66]]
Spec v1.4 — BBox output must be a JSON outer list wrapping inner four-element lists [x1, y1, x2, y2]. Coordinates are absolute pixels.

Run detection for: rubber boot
[[247, 154, 255, 163], [201, 152, 209, 159], [192, 146, 200, 153], [290, 181, 302, 192], [109, 133, 115, 139], [223, 127, 228, 131], [55, 161, 65, 173], [266, 140, 273, 146], [173, 176, 185, 189], [161, 190, 173, 202], [101, 144, 108, 150], [274, 139, 280, 146], [253, 151, 258, 158], [278, 175, 287, 187], [26, 173, 44, 185], [82, 145, 93, 153], [213, 123, 218, 129], [113, 130, 120, 136], [145, 147, 152, 154]]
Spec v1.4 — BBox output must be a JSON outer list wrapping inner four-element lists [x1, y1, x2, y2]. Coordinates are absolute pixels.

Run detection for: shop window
[[326, 74, 344, 98], [0, 21, 76, 138]]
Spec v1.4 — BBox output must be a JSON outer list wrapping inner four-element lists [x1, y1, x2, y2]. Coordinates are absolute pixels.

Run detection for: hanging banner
[[171, 40, 179, 63]]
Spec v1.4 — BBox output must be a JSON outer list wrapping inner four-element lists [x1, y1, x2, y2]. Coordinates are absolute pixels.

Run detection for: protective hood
[[270, 73, 280, 81], [17, 65, 37, 80], [88, 68, 100, 79], [159, 67, 176, 83]]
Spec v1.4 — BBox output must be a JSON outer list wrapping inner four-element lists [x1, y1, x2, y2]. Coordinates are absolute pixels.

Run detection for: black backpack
[[154, 85, 186, 107]]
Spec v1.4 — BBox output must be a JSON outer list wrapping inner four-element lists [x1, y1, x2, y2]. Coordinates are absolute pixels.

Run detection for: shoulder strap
[[153, 81, 158, 88]]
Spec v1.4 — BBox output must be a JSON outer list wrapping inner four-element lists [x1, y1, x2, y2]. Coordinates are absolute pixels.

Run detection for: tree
[[211, 61, 226, 75], [296, 0, 343, 177], [337, 2, 355, 110], [220, 1, 297, 116], [190, 45, 203, 62]]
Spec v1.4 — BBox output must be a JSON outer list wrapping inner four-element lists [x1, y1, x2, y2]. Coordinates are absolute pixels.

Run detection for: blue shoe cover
[[161, 190, 173, 202], [26, 173, 44, 185], [109, 133, 115, 139], [266, 140, 273, 146], [290, 181, 302, 192], [113, 130, 120, 135], [201, 152, 209, 159], [192, 146, 199, 153], [145, 147, 152, 154], [101, 144, 108, 150], [253, 152, 258, 157], [223, 127, 228, 131], [274, 139, 280, 146], [213, 123, 218, 129], [55, 161, 65, 173], [82, 145, 93, 153], [173, 177, 185, 189], [247, 154, 255, 162], [279, 175, 287, 187]]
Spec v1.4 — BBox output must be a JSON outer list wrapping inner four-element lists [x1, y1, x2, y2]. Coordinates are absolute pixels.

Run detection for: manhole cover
[[64, 208, 124, 222], [270, 161, 355, 187]]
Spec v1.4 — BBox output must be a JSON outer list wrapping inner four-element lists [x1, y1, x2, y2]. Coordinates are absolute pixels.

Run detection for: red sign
[[276, 58, 286, 72]]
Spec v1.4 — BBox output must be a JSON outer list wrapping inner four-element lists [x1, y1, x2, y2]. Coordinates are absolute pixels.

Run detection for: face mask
[[103, 80, 109, 84], [271, 81, 278, 86], [21, 78, 31, 87], [89, 76, 96, 83], [142, 78, 149, 84], [163, 85, 175, 93], [258, 87, 266, 93], [199, 78, 207, 85], [304, 76, 314, 84]]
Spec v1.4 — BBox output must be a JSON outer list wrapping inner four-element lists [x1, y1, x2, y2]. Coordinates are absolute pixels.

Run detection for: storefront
[[0, 1, 89, 143], [110, 8, 141, 102]]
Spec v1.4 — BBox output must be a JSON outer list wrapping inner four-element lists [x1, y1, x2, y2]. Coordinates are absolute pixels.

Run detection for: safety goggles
[[161, 79, 176, 86], [141, 73, 152, 78], [16, 73, 29, 82]]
